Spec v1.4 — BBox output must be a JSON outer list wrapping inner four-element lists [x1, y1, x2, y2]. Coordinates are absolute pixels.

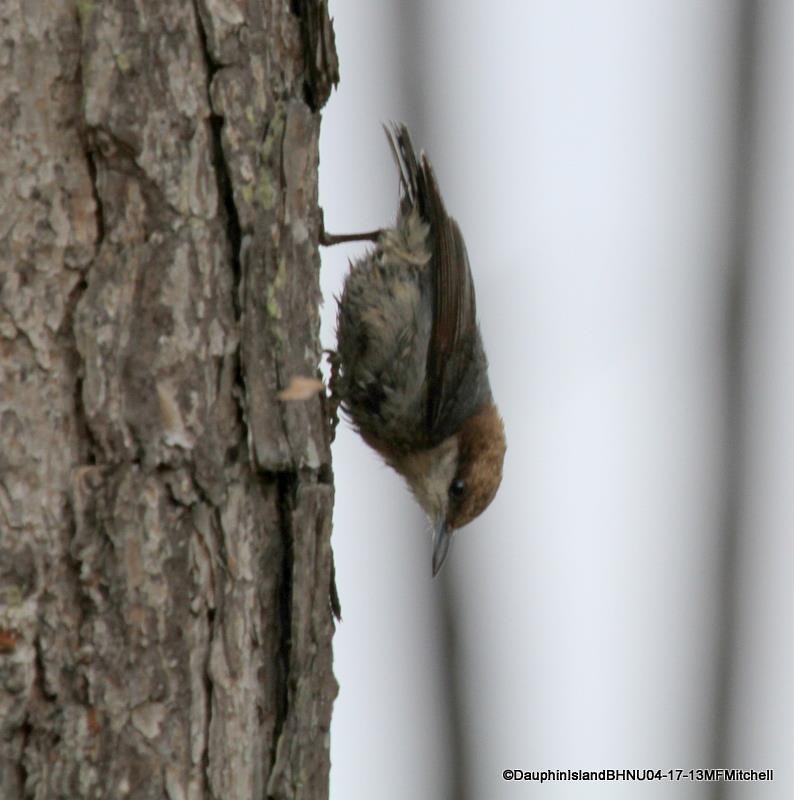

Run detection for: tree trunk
[[0, 1, 339, 798]]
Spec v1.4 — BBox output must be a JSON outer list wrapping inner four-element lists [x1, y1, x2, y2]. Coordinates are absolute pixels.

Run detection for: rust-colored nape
[[446, 402, 506, 530]]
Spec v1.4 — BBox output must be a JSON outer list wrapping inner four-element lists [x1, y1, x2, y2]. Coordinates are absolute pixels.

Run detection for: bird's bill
[[432, 521, 453, 577]]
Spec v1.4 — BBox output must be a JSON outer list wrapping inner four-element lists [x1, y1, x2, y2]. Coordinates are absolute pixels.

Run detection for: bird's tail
[[383, 122, 450, 226]]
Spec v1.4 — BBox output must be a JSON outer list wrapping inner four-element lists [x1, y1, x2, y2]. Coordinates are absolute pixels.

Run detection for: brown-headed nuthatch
[[322, 124, 506, 575]]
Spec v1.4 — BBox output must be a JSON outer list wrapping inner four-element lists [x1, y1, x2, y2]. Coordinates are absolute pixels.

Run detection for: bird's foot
[[319, 207, 381, 247]]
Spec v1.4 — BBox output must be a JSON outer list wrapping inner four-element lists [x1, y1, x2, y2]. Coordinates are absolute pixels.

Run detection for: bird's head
[[390, 402, 506, 575]]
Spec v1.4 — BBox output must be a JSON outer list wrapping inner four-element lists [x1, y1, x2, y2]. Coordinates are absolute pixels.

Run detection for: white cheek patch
[[394, 436, 459, 521]]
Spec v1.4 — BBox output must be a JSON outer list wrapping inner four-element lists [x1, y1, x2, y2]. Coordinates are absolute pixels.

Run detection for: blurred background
[[318, 1, 793, 798]]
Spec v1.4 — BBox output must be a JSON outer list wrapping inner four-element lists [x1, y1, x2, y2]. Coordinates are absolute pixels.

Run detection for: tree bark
[[0, 1, 339, 798]]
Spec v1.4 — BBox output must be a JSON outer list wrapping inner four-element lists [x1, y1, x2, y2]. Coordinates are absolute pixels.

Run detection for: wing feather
[[384, 124, 481, 437]]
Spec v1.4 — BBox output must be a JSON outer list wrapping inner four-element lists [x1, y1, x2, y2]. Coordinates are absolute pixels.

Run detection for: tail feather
[[384, 123, 425, 217]]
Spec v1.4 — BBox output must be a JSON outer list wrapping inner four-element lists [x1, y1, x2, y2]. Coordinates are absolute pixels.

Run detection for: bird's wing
[[386, 124, 480, 439], [423, 197, 477, 437]]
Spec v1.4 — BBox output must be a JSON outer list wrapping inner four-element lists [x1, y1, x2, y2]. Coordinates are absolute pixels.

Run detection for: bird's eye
[[449, 479, 466, 499]]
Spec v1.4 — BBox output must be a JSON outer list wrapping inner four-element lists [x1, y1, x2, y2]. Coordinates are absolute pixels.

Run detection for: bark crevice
[[271, 471, 296, 770], [193, 0, 248, 450], [202, 604, 216, 800], [83, 147, 106, 248]]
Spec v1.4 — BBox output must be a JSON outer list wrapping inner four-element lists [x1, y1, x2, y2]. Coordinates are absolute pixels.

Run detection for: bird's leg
[[320, 230, 381, 246], [319, 208, 381, 247]]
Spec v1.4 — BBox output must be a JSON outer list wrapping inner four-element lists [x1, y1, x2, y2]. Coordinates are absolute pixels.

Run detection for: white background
[[318, 2, 794, 798]]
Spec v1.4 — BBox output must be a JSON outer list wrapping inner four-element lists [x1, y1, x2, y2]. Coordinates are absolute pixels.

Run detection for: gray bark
[[0, 1, 339, 798]]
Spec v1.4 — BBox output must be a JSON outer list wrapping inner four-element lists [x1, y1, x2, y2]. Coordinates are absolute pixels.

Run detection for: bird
[[322, 123, 506, 575]]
